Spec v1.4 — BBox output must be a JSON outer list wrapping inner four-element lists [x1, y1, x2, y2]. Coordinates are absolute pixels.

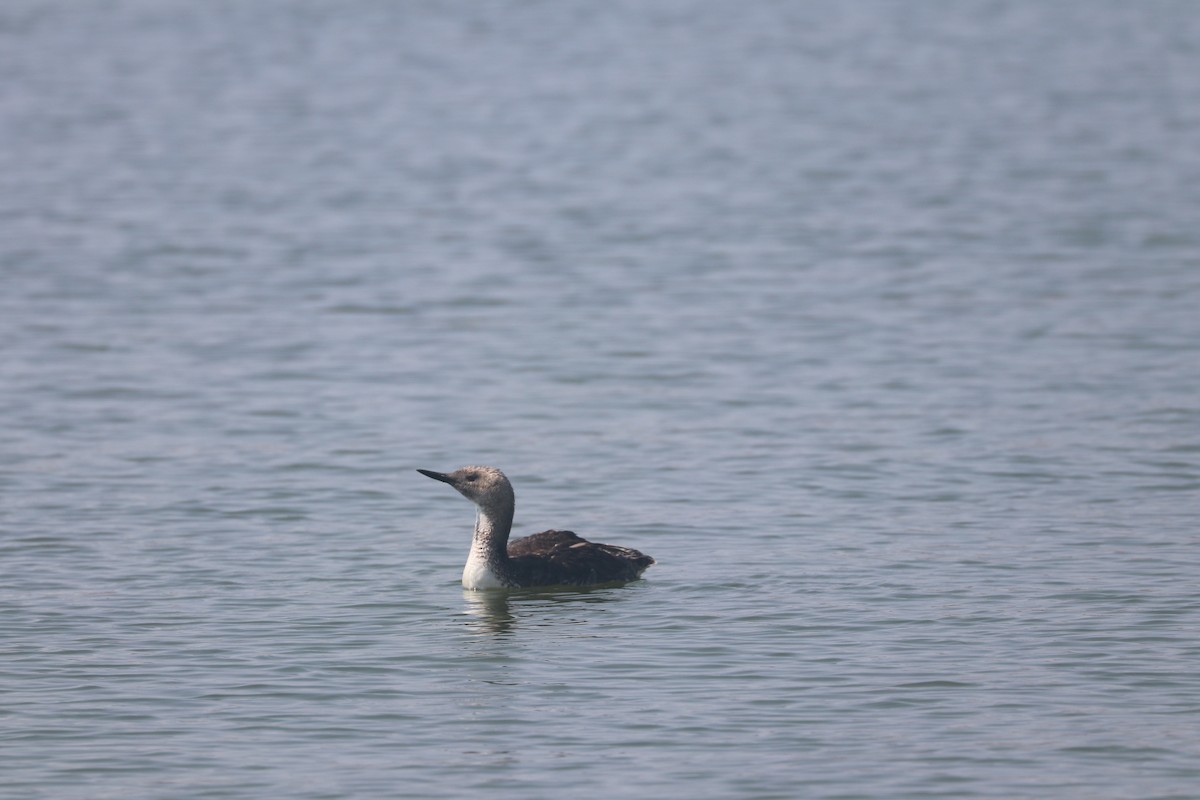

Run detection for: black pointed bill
[[417, 468, 456, 485]]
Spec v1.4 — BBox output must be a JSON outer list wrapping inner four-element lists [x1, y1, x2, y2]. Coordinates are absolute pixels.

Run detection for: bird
[[417, 465, 655, 590]]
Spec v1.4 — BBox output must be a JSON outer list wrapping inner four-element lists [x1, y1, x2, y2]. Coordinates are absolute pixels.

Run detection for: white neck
[[462, 508, 508, 590]]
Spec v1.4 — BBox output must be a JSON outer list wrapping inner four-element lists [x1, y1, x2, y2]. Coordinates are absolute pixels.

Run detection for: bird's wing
[[507, 530, 654, 585]]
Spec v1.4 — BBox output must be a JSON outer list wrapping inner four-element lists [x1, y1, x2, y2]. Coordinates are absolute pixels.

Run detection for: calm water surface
[[3, 1, 1200, 798]]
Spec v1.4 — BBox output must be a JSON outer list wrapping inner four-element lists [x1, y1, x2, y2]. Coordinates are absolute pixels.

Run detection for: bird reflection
[[461, 584, 640, 636], [462, 590, 516, 635]]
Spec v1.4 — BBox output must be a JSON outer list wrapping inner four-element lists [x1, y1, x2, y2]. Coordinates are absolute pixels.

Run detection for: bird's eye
[[466, 473, 479, 482]]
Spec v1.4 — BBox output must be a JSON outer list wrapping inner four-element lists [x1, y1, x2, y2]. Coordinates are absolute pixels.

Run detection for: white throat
[[462, 508, 508, 590]]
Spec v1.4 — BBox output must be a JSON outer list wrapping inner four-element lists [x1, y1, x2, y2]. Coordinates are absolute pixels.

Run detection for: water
[[3, 1, 1199, 797]]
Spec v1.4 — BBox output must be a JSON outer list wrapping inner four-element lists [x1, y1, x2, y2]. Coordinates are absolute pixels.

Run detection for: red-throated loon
[[417, 465, 655, 590]]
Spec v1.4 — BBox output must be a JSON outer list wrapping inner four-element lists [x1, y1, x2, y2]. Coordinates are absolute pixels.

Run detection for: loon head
[[417, 465, 514, 510]]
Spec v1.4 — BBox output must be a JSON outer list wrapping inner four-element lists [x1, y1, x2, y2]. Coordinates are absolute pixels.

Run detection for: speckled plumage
[[417, 466, 655, 590]]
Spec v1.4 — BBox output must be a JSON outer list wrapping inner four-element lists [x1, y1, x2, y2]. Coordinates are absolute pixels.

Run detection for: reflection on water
[[461, 585, 647, 636], [463, 590, 517, 635], [4, 1, 1199, 797]]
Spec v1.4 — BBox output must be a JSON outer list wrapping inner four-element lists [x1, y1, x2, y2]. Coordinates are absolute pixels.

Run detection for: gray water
[[3, 1, 1200, 798]]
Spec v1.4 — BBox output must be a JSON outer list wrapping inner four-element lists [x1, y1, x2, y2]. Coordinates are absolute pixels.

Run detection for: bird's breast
[[462, 550, 507, 590]]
